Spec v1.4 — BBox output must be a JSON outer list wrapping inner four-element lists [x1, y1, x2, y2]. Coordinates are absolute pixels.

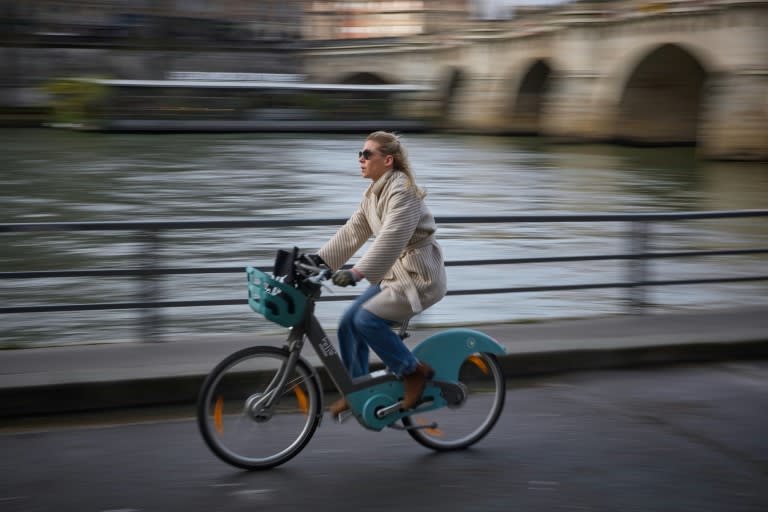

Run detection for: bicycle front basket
[[246, 266, 307, 327]]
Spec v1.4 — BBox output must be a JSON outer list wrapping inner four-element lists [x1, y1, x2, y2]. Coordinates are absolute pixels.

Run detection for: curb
[[2, 338, 766, 418]]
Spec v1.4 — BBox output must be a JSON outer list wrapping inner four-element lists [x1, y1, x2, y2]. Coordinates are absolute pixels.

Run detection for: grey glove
[[332, 269, 358, 287]]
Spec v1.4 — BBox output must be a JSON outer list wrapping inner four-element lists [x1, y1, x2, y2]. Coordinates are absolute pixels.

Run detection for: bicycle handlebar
[[295, 260, 332, 284]]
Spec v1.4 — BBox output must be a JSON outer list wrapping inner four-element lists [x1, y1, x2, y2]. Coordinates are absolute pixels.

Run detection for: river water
[[1, 128, 767, 346]]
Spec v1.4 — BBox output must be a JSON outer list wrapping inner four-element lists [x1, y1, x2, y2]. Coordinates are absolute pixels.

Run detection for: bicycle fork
[[244, 342, 304, 421]]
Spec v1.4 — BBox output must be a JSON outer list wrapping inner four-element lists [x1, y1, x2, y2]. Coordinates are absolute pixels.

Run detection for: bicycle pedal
[[387, 420, 439, 432], [334, 410, 353, 424]]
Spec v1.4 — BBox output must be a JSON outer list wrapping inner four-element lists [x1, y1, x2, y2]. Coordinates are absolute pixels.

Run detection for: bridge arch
[[506, 58, 554, 135], [434, 66, 467, 127], [613, 43, 709, 146]]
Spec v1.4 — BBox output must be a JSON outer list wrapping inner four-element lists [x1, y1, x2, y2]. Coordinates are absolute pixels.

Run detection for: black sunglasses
[[358, 149, 377, 160]]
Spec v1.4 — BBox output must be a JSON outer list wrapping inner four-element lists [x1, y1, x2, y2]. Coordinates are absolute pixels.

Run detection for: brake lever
[[296, 262, 332, 286], [310, 268, 333, 287]]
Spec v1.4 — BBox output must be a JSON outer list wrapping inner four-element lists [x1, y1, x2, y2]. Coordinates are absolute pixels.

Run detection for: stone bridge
[[303, 0, 768, 160]]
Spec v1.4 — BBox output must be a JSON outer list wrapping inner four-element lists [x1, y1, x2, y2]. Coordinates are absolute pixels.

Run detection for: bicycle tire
[[197, 345, 323, 470], [402, 352, 505, 451]]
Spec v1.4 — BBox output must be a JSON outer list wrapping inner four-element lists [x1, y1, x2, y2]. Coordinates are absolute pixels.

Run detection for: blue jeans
[[337, 285, 419, 378]]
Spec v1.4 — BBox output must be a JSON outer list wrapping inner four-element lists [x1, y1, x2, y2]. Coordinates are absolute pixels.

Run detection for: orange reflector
[[293, 386, 309, 415], [214, 396, 224, 434], [416, 416, 444, 437], [468, 355, 489, 374]]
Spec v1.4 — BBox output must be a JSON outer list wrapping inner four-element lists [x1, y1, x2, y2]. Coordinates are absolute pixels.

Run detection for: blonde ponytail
[[367, 131, 425, 198]]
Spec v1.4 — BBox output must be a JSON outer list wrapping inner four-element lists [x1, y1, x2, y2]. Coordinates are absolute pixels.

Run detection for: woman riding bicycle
[[314, 131, 447, 417]]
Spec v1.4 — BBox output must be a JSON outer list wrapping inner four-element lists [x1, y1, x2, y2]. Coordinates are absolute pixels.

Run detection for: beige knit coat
[[318, 170, 447, 322]]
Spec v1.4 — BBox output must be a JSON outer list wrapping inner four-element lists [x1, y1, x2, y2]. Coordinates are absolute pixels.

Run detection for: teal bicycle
[[197, 252, 507, 470]]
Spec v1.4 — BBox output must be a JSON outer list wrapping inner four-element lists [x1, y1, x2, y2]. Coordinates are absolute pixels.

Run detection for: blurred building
[[3, 0, 305, 42], [2, 0, 502, 43], [302, 1, 470, 40], [3, 0, 597, 43]]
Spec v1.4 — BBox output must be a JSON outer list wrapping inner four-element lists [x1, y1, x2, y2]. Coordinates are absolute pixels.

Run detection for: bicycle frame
[[270, 287, 507, 431]]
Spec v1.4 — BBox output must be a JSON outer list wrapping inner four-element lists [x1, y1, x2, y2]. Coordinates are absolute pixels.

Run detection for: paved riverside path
[[1, 306, 766, 417]]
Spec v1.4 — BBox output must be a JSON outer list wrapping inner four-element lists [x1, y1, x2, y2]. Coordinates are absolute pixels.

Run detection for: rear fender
[[412, 328, 506, 381]]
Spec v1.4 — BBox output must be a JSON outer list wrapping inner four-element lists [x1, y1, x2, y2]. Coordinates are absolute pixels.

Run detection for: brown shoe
[[329, 398, 349, 417], [401, 362, 434, 410]]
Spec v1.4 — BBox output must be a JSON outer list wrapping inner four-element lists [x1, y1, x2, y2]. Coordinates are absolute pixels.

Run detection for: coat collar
[[365, 169, 395, 198]]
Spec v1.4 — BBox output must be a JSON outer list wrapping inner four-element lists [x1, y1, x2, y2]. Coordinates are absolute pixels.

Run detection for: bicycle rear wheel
[[403, 352, 505, 451], [197, 346, 322, 470]]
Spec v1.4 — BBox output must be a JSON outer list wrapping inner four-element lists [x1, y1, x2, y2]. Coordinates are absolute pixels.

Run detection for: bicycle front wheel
[[403, 352, 505, 451], [197, 346, 322, 470]]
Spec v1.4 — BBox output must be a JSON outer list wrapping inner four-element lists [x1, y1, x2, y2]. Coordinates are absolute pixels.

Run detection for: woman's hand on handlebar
[[332, 268, 363, 287]]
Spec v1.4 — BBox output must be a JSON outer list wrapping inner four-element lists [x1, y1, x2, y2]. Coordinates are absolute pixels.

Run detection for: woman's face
[[359, 140, 393, 181]]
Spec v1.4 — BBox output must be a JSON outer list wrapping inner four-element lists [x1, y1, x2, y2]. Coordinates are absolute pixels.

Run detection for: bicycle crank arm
[[375, 397, 434, 419], [371, 378, 464, 420]]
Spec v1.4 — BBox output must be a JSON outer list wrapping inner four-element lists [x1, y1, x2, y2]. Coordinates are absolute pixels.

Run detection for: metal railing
[[2, 210, 767, 342]]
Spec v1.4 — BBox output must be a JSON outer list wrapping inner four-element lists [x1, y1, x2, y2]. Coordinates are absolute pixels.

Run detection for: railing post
[[138, 229, 162, 342], [626, 220, 651, 313]]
